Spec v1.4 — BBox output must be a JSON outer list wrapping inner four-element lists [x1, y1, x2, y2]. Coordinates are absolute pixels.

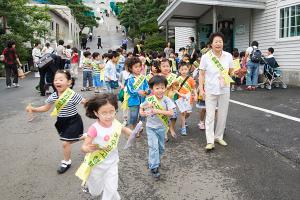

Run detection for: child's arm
[[121, 126, 132, 138], [26, 103, 52, 113], [81, 136, 100, 153], [152, 108, 173, 117], [81, 98, 87, 105]]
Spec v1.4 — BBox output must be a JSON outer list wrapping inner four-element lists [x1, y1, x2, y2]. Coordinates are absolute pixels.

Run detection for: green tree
[[119, 0, 167, 38], [0, 0, 51, 62], [48, 0, 99, 33]]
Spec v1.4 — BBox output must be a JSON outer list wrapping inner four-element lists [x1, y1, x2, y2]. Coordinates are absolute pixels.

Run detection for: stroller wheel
[[260, 84, 265, 89], [266, 85, 272, 90], [281, 84, 287, 89]]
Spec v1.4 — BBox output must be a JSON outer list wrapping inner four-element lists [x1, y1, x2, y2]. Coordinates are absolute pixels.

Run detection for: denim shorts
[[128, 105, 140, 125], [170, 107, 178, 119]]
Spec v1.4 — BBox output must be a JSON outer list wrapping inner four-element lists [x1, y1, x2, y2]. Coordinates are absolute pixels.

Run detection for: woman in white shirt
[[198, 32, 234, 151], [41, 43, 54, 55]]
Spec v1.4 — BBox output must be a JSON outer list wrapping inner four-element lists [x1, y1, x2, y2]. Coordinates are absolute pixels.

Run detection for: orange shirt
[[177, 76, 196, 104]]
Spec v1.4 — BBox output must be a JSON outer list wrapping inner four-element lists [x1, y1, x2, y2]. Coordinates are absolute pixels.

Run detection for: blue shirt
[[126, 74, 150, 107]]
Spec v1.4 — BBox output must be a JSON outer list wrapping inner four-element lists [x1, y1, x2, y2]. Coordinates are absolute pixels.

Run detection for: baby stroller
[[258, 56, 287, 90]]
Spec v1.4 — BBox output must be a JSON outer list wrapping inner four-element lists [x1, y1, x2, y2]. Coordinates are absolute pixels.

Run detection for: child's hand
[[85, 144, 100, 153], [138, 90, 145, 96], [25, 103, 33, 113], [152, 109, 160, 115]]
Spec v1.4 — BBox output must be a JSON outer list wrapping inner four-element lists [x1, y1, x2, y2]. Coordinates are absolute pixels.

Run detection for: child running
[[125, 57, 150, 137], [140, 75, 175, 179], [92, 52, 105, 94], [77, 93, 132, 199], [176, 62, 198, 136], [160, 58, 178, 141], [26, 70, 86, 174]]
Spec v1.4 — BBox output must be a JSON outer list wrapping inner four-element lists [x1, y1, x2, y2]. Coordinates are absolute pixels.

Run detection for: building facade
[[29, 2, 80, 48], [158, 0, 300, 86]]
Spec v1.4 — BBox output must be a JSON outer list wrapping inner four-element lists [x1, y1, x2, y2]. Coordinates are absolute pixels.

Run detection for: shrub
[[144, 33, 165, 52]]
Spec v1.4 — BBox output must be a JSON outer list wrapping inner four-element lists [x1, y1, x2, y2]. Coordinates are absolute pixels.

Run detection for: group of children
[[24, 44, 252, 199]]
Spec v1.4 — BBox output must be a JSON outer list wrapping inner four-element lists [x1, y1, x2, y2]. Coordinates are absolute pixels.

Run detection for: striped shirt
[[83, 57, 93, 71], [45, 92, 83, 117]]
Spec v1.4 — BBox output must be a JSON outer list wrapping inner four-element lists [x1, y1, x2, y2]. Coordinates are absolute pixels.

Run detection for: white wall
[[252, 0, 300, 85], [175, 27, 196, 53]]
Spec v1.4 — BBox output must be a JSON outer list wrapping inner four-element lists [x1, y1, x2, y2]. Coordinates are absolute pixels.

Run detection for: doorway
[[218, 20, 234, 53]]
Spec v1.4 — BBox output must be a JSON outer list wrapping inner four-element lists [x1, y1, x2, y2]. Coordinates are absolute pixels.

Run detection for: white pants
[[205, 93, 230, 144], [87, 162, 120, 200], [70, 63, 79, 78]]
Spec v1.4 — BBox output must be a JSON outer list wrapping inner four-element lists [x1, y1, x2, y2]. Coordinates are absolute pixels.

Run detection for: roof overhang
[[158, 0, 266, 26]]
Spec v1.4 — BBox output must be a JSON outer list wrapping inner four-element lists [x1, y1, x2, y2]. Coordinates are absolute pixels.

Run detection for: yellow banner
[[166, 73, 177, 87], [50, 88, 75, 117], [146, 95, 169, 131], [207, 51, 235, 86], [177, 76, 192, 92], [75, 120, 122, 185]]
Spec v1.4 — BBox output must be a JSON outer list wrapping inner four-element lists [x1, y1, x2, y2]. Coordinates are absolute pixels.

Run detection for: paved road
[[1, 2, 300, 200]]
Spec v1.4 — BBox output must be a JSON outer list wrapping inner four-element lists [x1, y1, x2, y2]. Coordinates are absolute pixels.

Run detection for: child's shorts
[[55, 114, 83, 141], [128, 105, 140, 125], [93, 75, 104, 87], [196, 100, 206, 109], [170, 107, 178, 119]]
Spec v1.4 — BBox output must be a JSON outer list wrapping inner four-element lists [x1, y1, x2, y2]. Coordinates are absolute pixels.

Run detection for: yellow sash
[[177, 76, 192, 92], [166, 73, 177, 87], [146, 73, 153, 82], [146, 95, 169, 131], [50, 88, 75, 117], [207, 51, 234, 86], [121, 75, 145, 110], [75, 120, 122, 186]]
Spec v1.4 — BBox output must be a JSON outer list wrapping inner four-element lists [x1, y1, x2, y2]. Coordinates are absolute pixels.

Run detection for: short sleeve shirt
[[199, 50, 234, 95], [143, 96, 176, 129], [45, 92, 83, 117], [88, 122, 119, 165]]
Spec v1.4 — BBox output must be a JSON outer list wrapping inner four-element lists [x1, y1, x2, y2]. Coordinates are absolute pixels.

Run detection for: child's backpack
[[250, 47, 262, 63]]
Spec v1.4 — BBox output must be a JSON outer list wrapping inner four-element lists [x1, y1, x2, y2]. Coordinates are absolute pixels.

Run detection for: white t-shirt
[[105, 60, 118, 81], [88, 122, 119, 166], [32, 47, 41, 63], [246, 46, 258, 61], [199, 50, 234, 95]]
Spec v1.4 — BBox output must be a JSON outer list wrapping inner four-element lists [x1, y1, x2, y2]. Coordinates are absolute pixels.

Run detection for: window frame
[[276, 1, 300, 41]]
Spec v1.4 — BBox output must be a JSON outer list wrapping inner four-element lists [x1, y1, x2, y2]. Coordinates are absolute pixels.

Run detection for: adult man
[[56, 40, 67, 69], [1, 41, 22, 88], [97, 36, 103, 49], [245, 41, 261, 90]]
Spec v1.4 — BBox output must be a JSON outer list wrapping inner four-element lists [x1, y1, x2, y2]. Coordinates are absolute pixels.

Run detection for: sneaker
[[246, 86, 252, 91], [81, 88, 86, 91], [151, 168, 160, 179], [180, 127, 187, 136], [215, 139, 228, 146], [6, 85, 11, 89], [57, 160, 71, 174], [198, 121, 205, 130], [12, 83, 20, 87], [205, 143, 215, 150], [251, 86, 256, 91], [231, 87, 235, 92], [81, 186, 89, 193]]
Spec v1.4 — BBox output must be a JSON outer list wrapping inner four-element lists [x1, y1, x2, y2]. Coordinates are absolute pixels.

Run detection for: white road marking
[[230, 99, 300, 123]]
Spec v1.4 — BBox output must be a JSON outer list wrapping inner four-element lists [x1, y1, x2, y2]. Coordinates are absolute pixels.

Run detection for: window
[[51, 21, 54, 31], [279, 4, 300, 38]]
